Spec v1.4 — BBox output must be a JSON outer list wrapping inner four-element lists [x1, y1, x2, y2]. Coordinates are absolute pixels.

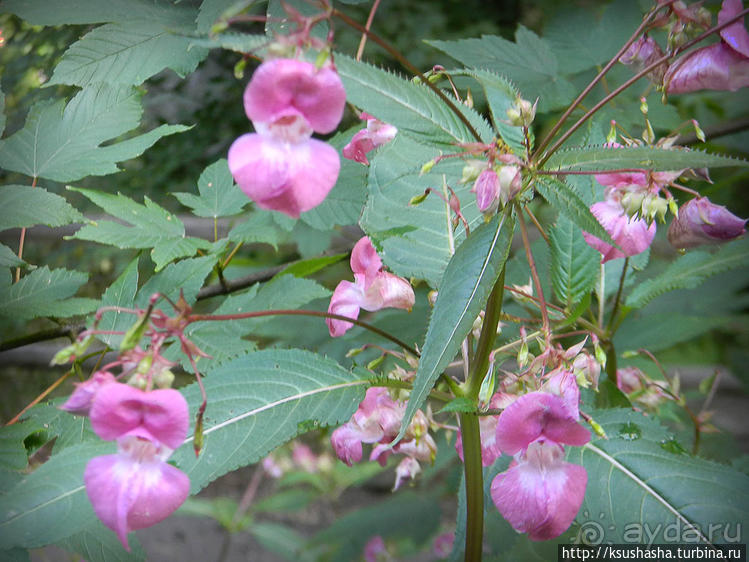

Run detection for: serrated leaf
[[615, 313, 729, 353], [196, 0, 259, 33], [360, 135, 485, 287], [455, 68, 526, 154], [535, 176, 614, 245], [92, 256, 139, 348], [300, 128, 368, 230], [545, 0, 643, 74], [0, 441, 114, 550], [544, 145, 749, 172], [334, 55, 492, 146], [0, 185, 84, 231], [428, 28, 577, 112], [437, 397, 476, 414], [69, 187, 211, 270], [549, 215, 599, 306], [401, 211, 514, 439], [568, 408, 749, 545], [0, 244, 25, 268], [172, 349, 369, 491], [227, 210, 285, 248], [0, 422, 39, 472], [173, 159, 249, 219], [0, 267, 88, 321], [0, 84, 189, 182], [135, 255, 217, 309], [2, 0, 190, 25], [58, 520, 146, 562], [188, 32, 269, 53], [47, 12, 208, 87], [280, 253, 347, 278], [626, 239, 749, 308]]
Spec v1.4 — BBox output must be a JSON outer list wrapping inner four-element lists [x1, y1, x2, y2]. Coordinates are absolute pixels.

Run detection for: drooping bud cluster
[[327, 236, 415, 337], [331, 387, 437, 490], [228, 58, 346, 218], [469, 162, 522, 217]]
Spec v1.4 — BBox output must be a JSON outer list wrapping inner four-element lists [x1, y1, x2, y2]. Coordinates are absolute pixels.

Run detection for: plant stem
[[187, 309, 419, 357], [607, 258, 629, 333], [467, 269, 505, 398], [331, 8, 483, 143], [355, 0, 381, 61], [532, 1, 672, 161], [15, 176, 37, 283], [517, 205, 550, 343], [537, 6, 749, 168], [459, 411, 484, 562]]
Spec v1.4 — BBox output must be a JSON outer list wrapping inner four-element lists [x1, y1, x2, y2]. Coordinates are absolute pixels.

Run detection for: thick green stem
[[459, 266, 506, 561], [603, 339, 618, 386], [459, 411, 484, 562]]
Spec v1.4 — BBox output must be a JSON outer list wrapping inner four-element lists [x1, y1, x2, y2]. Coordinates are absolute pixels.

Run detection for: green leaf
[[172, 349, 368, 491], [0, 185, 84, 231], [0, 441, 113, 550], [0, 89, 5, 138], [250, 523, 308, 561], [0, 244, 25, 268], [309, 493, 441, 561], [535, 176, 613, 245], [173, 159, 250, 219], [280, 253, 347, 278], [68, 187, 212, 270], [0, 267, 88, 321], [545, 0, 643, 74], [135, 255, 217, 309], [401, 211, 514, 438], [57, 520, 146, 562], [549, 215, 599, 307], [615, 313, 730, 353], [568, 409, 749, 545], [544, 145, 749, 173], [0, 84, 189, 182], [197, 0, 261, 33], [95, 256, 139, 348], [626, 240, 749, 309], [47, 9, 208, 88], [0, 422, 39, 472], [2, 0, 190, 25], [360, 135, 485, 287], [428, 28, 577, 112], [300, 128, 368, 230], [455, 68, 526, 154], [188, 32, 268, 54], [334, 55, 492, 146], [227, 211, 285, 248]]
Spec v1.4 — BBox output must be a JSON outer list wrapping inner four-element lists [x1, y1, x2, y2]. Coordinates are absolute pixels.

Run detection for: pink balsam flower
[[665, 0, 749, 93], [327, 237, 415, 337], [583, 198, 656, 263], [228, 58, 346, 218], [343, 112, 397, 165], [84, 383, 190, 550], [490, 392, 590, 541], [59, 370, 115, 416], [667, 197, 747, 248]]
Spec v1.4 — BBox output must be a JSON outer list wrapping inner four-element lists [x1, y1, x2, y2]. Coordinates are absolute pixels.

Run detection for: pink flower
[[667, 197, 746, 249], [490, 392, 590, 541], [243, 59, 346, 134], [620, 35, 667, 82], [393, 456, 421, 491], [542, 370, 581, 421], [583, 199, 656, 263], [228, 58, 346, 218], [327, 237, 415, 337], [432, 532, 454, 559], [342, 113, 397, 165], [472, 169, 500, 214], [84, 383, 190, 550], [363, 535, 388, 562], [665, 0, 749, 93], [60, 370, 115, 416]]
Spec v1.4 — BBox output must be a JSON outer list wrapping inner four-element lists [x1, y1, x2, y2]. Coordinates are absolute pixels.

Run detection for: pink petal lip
[[243, 58, 346, 134], [583, 199, 656, 263], [228, 133, 340, 219], [89, 383, 189, 449], [84, 440, 189, 551]]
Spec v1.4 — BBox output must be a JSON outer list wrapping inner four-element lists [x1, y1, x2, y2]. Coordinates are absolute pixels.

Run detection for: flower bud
[[498, 165, 522, 205], [460, 159, 486, 184], [506, 97, 536, 127], [472, 168, 501, 215], [620, 35, 667, 82], [668, 197, 747, 249]]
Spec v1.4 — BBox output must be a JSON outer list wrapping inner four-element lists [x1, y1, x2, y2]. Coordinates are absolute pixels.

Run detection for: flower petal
[[490, 441, 587, 541], [361, 272, 415, 312], [350, 236, 382, 279], [583, 200, 656, 263], [667, 197, 747, 249], [89, 383, 189, 449], [84, 450, 189, 550], [60, 371, 115, 416], [244, 59, 346, 134], [665, 42, 749, 94], [719, 0, 749, 58], [326, 280, 363, 337]]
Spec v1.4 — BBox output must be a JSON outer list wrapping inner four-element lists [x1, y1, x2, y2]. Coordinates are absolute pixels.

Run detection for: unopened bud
[[136, 355, 153, 375], [428, 290, 438, 306], [621, 191, 646, 216], [460, 160, 486, 184], [409, 191, 429, 206], [652, 197, 669, 223], [639, 97, 649, 116], [606, 120, 618, 144], [464, 88, 474, 109], [507, 97, 536, 127], [472, 169, 500, 215], [127, 372, 148, 390], [420, 159, 437, 175], [498, 165, 522, 204], [642, 119, 655, 145], [692, 119, 706, 143], [120, 313, 150, 352], [367, 355, 385, 370], [153, 368, 175, 389], [233, 58, 248, 80], [518, 341, 529, 367], [477, 365, 496, 411]]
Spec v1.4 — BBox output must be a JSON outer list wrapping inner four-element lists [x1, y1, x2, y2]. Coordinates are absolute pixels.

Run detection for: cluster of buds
[[621, 0, 749, 94], [327, 236, 415, 337], [330, 387, 437, 490], [228, 56, 346, 218], [616, 366, 673, 411], [462, 155, 523, 217], [506, 96, 537, 128]]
